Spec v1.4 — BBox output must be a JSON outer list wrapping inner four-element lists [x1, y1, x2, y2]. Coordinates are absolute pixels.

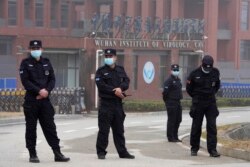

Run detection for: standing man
[[19, 40, 70, 163], [162, 64, 183, 142], [186, 55, 221, 157], [95, 48, 135, 160]]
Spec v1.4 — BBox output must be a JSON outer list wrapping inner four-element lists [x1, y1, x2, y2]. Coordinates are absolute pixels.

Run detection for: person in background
[[19, 40, 70, 163], [186, 55, 221, 157], [162, 64, 183, 142]]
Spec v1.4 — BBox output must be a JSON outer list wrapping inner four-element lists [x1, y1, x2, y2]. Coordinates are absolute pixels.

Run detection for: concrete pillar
[[156, 0, 165, 19], [18, 0, 24, 27], [44, 0, 50, 28], [171, 49, 179, 64], [127, 0, 136, 17], [171, 0, 179, 19], [204, 0, 219, 63], [142, 0, 153, 17], [84, 0, 98, 19], [31, 0, 35, 26], [113, 0, 122, 16]]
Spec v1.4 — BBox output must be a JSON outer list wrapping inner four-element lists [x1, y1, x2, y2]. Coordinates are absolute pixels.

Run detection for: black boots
[[28, 149, 40, 163], [119, 152, 135, 159], [209, 150, 221, 157], [53, 149, 70, 162], [28, 148, 70, 162]]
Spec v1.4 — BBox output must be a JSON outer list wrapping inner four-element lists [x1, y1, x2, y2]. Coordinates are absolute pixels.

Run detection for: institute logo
[[143, 61, 155, 84]]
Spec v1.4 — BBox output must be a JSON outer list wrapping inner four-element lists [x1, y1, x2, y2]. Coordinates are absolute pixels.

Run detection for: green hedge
[[123, 98, 250, 112]]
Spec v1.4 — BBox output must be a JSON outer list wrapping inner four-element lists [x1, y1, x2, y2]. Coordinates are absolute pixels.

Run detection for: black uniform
[[186, 66, 220, 154], [19, 56, 60, 151], [162, 75, 183, 141], [95, 64, 130, 157]]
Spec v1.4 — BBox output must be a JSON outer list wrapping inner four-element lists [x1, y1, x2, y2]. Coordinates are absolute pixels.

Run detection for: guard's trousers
[[190, 101, 219, 153], [165, 100, 182, 140], [96, 99, 128, 156], [23, 99, 60, 150]]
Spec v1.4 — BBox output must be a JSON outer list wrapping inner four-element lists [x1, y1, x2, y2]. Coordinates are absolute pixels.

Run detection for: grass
[[0, 112, 24, 119], [202, 123, 250, 152]]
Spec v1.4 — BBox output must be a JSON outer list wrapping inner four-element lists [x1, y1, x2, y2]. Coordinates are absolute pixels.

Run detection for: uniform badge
[[45, 70, 50, 75], [212, 82, 215, 87]]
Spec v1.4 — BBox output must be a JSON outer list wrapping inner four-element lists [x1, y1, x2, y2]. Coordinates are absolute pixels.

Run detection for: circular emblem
[[45, 70, 50, 75], [143, 61, 155, 84]]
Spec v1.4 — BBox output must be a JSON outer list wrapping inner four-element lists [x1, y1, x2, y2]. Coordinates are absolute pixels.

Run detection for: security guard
[[95, 48, 135, 160], [162, 64, 183, 142], [19, 40, 70, 163], [186, 55, 221, 157]]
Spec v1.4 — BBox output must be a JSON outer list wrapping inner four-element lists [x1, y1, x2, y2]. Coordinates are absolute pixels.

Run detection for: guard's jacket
[[162, 75, 183, 102], [19, 56, 55, 101], [186, 67, 220, 101], [95, 65, 130, 99]]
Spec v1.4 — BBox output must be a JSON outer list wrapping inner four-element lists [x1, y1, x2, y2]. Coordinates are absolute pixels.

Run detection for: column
[[18, 0, 24, 27], [84, 0, 98, 19], [44, 0, 50, 28], [142, 0, 153, 17], [204, 0, 219, 63], [156, 0, 165, 19], [113, 0, 122, 16], [113, 0, 123, 38], [171, 0, 180, 19]]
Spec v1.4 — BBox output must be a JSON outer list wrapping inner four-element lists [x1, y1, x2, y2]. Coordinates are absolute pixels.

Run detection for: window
[[240, 40, 250, 61], [0, 1, 5, 26], [0, 1, 4, 18], [61, 1, 69, 28], [24, 0, 33, 27], [35, 0, 44, 27], [46, 52, 80, 88], [8, 0, 17, 25], [0, 38, 12, 56], [51, 0, 58, 28], [241, 0, 249, 31]]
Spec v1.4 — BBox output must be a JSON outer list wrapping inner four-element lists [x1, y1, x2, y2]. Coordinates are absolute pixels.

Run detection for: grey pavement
[[0, 107, 250, 167]]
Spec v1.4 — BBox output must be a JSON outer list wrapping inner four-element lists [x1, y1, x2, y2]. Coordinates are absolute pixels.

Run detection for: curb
[[181, 132, 250, 161]]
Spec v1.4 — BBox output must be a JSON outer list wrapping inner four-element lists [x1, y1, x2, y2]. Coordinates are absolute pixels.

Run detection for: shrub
[[123, 98, 250, 112]]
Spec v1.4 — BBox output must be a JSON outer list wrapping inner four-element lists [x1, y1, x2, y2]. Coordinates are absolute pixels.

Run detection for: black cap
[[171, 64, 179, 71], [202, 55, 214, 65], [104, 48, 116, 56], [29, 40, 42, 49]]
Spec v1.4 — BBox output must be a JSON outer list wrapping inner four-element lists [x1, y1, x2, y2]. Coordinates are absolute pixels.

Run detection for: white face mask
[[31, 50, 42, 59], [104, 58, 114, 66], [171, 70, 180, 76], [201, 66, 210, 74]]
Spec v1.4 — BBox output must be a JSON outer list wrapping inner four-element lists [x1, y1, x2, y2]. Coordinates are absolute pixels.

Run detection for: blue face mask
[[104, 58, 114, 66], [31, 50, 42, 59], [172, 70, 180, 76]]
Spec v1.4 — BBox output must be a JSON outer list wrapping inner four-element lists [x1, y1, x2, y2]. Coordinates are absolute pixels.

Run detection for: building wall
[[1, 0, 250, 110]]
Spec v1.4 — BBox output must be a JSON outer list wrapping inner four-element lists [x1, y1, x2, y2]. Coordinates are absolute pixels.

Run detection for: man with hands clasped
[[95, 48, 135, 160], [19, 40, 70, 163]]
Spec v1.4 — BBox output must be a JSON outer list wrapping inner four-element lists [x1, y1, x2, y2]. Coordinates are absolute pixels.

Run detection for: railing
[[0, 87, 85, 114], [219, 83, 250, 98]]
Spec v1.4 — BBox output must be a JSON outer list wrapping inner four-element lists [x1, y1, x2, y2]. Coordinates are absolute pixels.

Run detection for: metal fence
[[0, 87, 86, 114], [220, 83, 250, 98]]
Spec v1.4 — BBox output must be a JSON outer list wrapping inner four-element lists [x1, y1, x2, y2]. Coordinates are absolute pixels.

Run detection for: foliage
[[123, 98, 250, 112]]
